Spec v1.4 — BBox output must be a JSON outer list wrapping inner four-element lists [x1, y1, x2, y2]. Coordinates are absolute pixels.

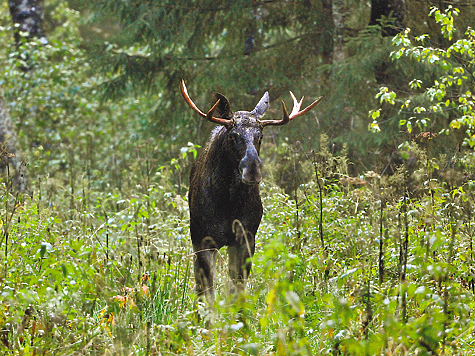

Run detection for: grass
[[1, 144, 475, 355]]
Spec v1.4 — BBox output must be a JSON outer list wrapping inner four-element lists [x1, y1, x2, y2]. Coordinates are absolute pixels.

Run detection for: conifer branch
[[125, 0, 280, 12], [110, 33, 319, 63]]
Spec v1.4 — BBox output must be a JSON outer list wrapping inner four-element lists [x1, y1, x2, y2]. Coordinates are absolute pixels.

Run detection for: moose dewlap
[[181, 80, 322, 304]]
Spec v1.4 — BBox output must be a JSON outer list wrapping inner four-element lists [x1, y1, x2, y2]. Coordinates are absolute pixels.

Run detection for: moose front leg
[[228, 227, 256, 298], [193, 242, 217, 305]]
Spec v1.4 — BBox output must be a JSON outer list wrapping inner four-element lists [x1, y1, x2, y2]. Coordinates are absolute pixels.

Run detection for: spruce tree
[[86, 0, 475, 171], [89, 1, 335, 143]]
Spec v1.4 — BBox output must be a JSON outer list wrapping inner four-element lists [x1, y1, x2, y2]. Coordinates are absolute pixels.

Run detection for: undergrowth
[[1, 135, 475, 355]]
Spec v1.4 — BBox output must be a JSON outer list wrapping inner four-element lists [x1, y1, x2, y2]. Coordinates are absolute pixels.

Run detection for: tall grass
[[1, 136, 475, 355]]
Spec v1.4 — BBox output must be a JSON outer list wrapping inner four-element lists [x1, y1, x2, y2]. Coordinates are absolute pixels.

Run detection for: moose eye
[[230, 132, 241, 142]]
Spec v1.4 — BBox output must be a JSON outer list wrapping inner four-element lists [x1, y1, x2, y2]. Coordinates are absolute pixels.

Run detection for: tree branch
[[111, 33, 319, 63], [123, 0, 280, 12]]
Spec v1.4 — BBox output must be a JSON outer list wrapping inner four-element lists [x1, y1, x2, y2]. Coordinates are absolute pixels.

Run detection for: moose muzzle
[[240, 146, 262, 185]]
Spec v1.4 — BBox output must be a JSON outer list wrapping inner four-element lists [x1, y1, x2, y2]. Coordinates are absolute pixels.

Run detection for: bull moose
[[181, 80, 322, 304]]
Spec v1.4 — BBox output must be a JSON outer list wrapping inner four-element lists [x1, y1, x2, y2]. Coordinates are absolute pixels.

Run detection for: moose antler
[[261, 91, 323, 127], [180, 80, 232, 127]]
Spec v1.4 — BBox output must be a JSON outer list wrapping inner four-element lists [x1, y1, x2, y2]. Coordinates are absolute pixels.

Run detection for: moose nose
[[240, 147, 262, 185]]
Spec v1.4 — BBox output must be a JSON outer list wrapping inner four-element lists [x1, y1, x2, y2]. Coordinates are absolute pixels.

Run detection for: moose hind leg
[[228, 231, 255, 298], [193, 243, 217, 305]]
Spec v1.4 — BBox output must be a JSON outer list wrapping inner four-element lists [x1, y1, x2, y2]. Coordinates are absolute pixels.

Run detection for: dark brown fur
[[189, 95, 268, 303], [183, 82, 321, 303]]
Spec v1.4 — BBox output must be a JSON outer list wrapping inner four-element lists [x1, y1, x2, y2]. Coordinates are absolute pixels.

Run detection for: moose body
[[181, 80, 322, 303]]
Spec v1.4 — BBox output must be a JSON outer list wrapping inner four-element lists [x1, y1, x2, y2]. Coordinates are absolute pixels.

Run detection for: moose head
[[181, 80, 322, 186]]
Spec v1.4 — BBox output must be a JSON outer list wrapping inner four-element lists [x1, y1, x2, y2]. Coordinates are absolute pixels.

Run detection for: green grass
[[1, 153, 475, 355]]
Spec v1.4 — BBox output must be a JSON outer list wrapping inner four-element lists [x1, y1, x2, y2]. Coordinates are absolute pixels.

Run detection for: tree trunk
[[332, 0, 347, 62], [321, 0, 334, 64], [369, 0, 406, 36], [8, 0, 47, 46]]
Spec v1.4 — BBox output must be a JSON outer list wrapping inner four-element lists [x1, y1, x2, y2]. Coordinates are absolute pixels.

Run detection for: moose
[[181, 80, 322, 303]]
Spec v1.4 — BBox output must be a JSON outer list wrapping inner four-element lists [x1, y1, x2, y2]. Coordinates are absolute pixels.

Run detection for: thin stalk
[[362, 275, 373, 340], [146, 321, 151, 355], [426, 128, 435, 261], [2, 156, 19, 268], [466, 199, 474, 293], [470, 215, 475, 294], [1, 150, 11, 262], [143, 156, 152, 271], [136, 225, 141, 282], [181, 260, 191, 312], [379, 197, 385, 285], [428, 128, 434, 210], [86, 133, 92, 193], [37, 176, 41, 216], [442, 198, 457, 349], [292, 146, 301, 256], [103, 210, 109, 265], [471, 233, 474, 293], [311, 149, 329, 281], [145, 158, 151, 232], [134, 202, 143, 282], [69, 145, 75, 219], [401, 189, 409, 323], [311, 150, 325, 252], [4, 232, 7, 268]]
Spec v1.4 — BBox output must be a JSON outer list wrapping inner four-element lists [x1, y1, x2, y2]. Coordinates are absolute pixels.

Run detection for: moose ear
[[212, 93, 233, 119], [251, 91, 269, 118]]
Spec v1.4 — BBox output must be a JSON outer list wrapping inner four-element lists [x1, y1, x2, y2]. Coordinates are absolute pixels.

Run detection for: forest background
[[1, 0, 475, 355]]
